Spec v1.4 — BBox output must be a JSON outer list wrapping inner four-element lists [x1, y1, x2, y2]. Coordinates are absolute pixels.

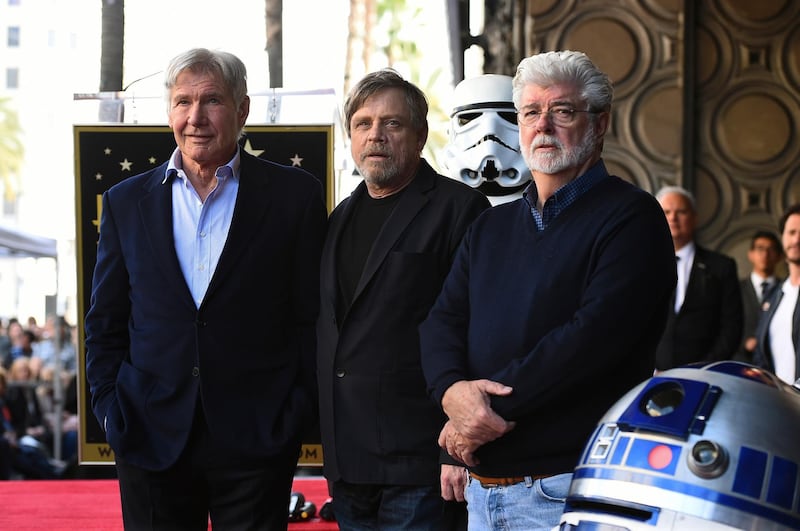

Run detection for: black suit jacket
[[735, 276, 779, 363], [85, 150, 327, 471], [316, 160, 490, 484], [655, 246, 743, 370]]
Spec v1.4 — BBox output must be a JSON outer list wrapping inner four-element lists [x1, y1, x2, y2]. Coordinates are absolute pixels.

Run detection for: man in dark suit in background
[[655, 186, 743, 371], [735, 230, 783, 364], [316, 69, 490, 529], [85, 48, 327, 530]]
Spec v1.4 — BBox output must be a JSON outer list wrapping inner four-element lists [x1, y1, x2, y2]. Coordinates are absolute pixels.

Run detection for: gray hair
[[343, 68, 428, 138], [512, 50, 613, 113], [656, 185, 696, 211], [164, 48, 248, 107]]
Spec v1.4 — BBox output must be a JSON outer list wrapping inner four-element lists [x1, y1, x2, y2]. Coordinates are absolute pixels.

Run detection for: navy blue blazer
[[85, 149, 327, 470], [753, 283, 800, 381]]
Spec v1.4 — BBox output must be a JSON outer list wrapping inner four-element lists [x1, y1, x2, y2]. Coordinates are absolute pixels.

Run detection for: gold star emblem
[[243, 139, 264, 157], [120, 159, 133, 171]]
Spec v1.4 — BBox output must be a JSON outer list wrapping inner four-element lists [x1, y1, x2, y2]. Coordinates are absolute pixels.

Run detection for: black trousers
[[115, 405, 299, 531]]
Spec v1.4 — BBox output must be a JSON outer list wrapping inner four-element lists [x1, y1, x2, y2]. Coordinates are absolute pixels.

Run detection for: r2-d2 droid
[[560, 361, 800, 530], [441, 74, 530, 205]]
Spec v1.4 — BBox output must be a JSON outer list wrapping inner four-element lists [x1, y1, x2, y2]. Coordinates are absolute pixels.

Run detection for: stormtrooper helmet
[[441, 74, 529, 200]]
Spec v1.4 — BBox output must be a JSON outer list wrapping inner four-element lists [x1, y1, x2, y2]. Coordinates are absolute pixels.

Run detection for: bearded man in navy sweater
[[419, 50, 677, 531]]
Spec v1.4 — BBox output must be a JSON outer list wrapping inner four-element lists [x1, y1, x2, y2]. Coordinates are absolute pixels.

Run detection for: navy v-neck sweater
[[420, 173, 676, 477]]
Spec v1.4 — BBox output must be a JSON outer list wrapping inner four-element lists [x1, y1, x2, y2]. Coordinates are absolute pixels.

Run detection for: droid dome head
[[441, 74, 529, 202], [560, 361, 800, 530]]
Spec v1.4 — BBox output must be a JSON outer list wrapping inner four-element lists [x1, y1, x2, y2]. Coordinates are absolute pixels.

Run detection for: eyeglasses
[[516, 107, 598, 127]]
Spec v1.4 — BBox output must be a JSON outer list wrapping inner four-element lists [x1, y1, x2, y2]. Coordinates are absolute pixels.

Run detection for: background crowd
[[0, 314, 79, 480]]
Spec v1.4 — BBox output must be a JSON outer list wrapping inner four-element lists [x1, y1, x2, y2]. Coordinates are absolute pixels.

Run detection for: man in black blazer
[[84, 48, 327, 530], [754, 204, 800, 384], [735, 230, 783, 363], [655, 186, 743, 370], [316, 69, 490, 529]]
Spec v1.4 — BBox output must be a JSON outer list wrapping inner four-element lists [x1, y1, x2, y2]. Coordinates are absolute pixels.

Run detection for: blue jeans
[[331, 480, 465, 530], [465, 472, 573, 531]]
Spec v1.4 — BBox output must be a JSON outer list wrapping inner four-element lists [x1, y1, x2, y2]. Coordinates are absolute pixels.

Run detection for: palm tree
[[379, 0, 449, 167], [344, 0, 377, 96], [376, 0, 420, 67], [99, 0, 124, 92], [344, 0, 359, 96], [99, 0, 125, 122], [265, 0, 283, 87], [0, 97, 24, 204]]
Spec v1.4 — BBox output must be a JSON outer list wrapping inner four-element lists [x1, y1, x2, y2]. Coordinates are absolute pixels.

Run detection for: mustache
[[532, 135, 563, 149], [362, 147, 391, 159]]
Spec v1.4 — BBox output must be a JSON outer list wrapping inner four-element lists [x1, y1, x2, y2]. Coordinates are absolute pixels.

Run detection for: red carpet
[[0, 477, 338, 530]]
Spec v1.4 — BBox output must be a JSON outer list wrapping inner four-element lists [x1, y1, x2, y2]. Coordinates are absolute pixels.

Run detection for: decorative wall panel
[[525, 0, 800, 274]]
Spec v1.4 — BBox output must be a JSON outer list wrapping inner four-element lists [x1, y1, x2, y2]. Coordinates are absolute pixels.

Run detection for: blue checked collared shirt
[[523, 159, 609, 231], [165, 147, 241, 308]]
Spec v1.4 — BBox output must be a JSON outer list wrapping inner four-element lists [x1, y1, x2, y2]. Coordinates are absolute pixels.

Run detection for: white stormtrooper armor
[[441, 74, 530, 205]]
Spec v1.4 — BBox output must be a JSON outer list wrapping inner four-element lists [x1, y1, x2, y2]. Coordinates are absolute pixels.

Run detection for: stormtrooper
[[440, 74, 530, 205]]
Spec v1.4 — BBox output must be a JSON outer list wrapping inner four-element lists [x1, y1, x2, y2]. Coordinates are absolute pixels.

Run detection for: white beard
[[525, 126, 596, 174]]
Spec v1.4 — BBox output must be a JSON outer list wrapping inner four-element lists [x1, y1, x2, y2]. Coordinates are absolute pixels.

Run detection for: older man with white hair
[[420, 50, 676, 531]]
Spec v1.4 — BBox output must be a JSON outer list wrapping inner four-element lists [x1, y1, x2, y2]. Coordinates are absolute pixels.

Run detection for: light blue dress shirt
[[166, 147, 240, 308]]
